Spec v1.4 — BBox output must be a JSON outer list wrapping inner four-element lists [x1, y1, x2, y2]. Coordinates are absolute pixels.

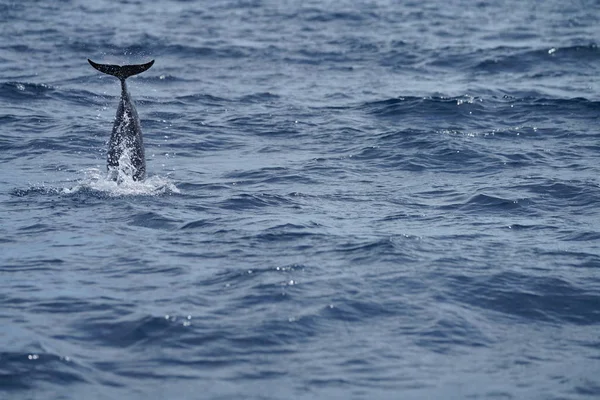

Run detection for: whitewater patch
[[61, 168, 180, 197]]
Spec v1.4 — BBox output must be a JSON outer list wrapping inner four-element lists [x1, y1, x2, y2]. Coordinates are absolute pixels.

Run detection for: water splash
[[62, 168, 179, 197], [107, 148, 138, 184]]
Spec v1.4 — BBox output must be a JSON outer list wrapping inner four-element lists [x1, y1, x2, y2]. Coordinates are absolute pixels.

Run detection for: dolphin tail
[[88, 59, 155, 80]]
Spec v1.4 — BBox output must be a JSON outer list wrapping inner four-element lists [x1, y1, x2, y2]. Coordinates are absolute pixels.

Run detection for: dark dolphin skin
[[88, 59, 154, 181]]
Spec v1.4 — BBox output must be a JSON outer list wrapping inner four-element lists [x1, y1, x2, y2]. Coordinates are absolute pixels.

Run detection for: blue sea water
[[1, 0, 600, 398]]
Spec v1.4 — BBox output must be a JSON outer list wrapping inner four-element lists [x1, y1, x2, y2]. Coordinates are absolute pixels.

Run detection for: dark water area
[[1, 0, 600, 399]]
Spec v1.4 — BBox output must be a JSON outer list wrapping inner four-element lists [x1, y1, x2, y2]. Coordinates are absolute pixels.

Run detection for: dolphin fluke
[[88, 58, 154, 181], [88, 59, 155, 80]]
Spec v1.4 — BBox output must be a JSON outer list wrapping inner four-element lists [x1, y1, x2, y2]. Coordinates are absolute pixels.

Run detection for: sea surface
[[1, 0, 600, 399]]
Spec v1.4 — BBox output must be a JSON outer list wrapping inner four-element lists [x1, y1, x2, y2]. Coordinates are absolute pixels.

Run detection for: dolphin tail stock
[[88, 59, 155, 80]]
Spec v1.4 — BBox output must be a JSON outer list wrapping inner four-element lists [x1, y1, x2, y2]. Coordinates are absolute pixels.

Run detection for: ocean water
[[1, 0, 600, 398]]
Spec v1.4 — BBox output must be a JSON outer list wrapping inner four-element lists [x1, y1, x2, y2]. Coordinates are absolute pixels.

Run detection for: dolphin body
[[88, 59, 154, 181]]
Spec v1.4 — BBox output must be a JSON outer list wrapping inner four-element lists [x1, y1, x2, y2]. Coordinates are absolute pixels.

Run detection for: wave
[[219, 193, 297, 210], [0, 81, 113, 109], [363, 95, 485, 120], [81, 37, 254, 62], [422, 44, 600, 75], [449, 271, 600, 325], [0, 350, 87, 390], [0, 82, 55, 101], [363, 94, 600, 116]]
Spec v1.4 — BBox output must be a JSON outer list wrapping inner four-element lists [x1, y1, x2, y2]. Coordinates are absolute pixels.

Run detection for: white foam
[[62, 168, 180, 197]]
